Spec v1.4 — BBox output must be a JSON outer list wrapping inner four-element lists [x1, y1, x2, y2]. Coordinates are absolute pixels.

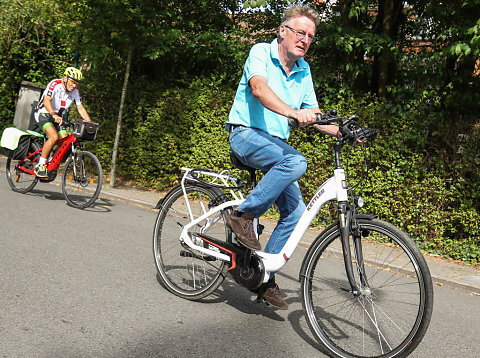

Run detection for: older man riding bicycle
[[225, 5, 340, 309], [33, 67, 92, 178]]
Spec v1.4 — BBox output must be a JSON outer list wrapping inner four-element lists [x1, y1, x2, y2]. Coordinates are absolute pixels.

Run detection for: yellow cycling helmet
[[64, 67, 83, 82]]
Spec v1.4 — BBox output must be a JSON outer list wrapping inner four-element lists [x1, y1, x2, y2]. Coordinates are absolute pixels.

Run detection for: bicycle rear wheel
[[5, 141, 41, 193], [153, 184, 231, 300], [62, 151, 102, 209], [301, 218, 433, 358]]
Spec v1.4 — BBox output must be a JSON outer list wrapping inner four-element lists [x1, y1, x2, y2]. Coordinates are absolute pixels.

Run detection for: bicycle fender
[[355, 213, 377, 220], [299, 221, 340, 282], [154, 197, 164, 209], [154, 185, 181, 209]]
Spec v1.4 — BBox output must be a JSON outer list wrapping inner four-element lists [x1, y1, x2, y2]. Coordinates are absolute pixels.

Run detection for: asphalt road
[[0, 171, 479, 358]]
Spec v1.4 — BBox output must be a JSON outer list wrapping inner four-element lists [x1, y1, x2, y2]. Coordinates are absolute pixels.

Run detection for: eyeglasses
[[284, 25, 315, 43], [66, 78, 78, 87]]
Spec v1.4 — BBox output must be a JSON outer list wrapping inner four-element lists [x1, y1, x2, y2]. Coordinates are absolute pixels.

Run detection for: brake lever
[[353, 127, 378, 144]]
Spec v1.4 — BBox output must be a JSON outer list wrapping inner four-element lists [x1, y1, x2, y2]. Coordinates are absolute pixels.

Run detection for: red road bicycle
[[5, 118, 103, 209]]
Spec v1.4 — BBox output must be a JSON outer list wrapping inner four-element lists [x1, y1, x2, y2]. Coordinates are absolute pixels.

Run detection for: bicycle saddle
[[230, 152, 256, 173]]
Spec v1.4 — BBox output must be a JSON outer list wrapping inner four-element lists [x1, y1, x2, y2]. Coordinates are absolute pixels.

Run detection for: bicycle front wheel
[[6, 140, 41, 193], [62, 151, 102, 209], [153, 184, 231, 300], [301, 218, 433, 358]]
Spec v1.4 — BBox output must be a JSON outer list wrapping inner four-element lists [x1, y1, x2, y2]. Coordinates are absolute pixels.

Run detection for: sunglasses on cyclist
[[66, 78, 78, 86]]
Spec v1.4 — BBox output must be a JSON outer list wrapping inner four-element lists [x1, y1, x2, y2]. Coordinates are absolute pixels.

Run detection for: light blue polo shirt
[[227, 38, 318, 140]]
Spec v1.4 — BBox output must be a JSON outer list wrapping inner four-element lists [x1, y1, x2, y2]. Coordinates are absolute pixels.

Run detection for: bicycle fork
[[338, 202, 370, 296], [69, 145, 84, 183]]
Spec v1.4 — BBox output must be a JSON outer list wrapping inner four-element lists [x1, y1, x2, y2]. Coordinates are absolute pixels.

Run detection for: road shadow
[[77, 197, 113, 213], [154, 270, 328, 355], [24, 188, 113, 213], [28, 188, 65, 201], [211, 272, 328, 354]]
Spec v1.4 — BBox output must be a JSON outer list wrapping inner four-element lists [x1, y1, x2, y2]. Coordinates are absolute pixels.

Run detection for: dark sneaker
[[34, 164, 48, 178], [260, 281, 288, 310], [226, 211, 261, 250]]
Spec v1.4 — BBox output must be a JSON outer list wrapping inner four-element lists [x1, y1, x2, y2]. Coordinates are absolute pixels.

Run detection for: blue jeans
[[229, 126, 307, 255]]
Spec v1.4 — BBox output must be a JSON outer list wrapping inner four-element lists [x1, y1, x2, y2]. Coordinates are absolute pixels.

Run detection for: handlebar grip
[[287, 118, 299, 128], [289, 114, 324, 127]]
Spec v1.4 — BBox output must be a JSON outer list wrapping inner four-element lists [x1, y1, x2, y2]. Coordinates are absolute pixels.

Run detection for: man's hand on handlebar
[[312, 123, 340, 138], [353, 127, 376, 145], [287, 109, 377, 146], [52, 113, 63, 125], [288, 108, 318, 127], [354, 136, 367, 145]]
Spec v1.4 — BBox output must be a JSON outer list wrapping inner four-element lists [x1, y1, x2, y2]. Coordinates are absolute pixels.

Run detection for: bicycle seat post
[[248, 169, 257, 189]]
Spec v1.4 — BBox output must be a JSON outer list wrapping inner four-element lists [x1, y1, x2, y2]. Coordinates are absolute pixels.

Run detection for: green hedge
[[111, 78, 235, 190], [4, 69, 477, 264], [87, 78, 479, 265]]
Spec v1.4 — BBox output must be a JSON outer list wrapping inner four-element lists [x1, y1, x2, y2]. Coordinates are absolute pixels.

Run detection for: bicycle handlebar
[[62, 119, 75, 127], [60, 117, 84, 128], [287, 110, 377, 145], [53, 110, 89, 128]]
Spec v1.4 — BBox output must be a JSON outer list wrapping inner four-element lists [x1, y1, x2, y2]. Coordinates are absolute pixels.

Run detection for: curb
[[98, 186, 160, 209]]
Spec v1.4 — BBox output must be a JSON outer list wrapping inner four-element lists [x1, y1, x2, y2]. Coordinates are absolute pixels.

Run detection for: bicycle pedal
[[202, 255, 217, 262], [256, 297, 269, 306], [180, 250, 194, 258]]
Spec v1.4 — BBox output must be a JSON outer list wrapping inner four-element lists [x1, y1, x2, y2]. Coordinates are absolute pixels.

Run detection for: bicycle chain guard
[[194, 233, 265, 291]]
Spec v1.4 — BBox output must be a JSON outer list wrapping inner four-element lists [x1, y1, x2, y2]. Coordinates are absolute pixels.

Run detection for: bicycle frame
[[178, 166, 350, 284], [17, 133, 79, 176]]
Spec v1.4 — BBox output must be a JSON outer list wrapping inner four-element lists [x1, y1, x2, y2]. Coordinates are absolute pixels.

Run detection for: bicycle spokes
[[302, 218, 432, 358], [62, 151, 102, 209]]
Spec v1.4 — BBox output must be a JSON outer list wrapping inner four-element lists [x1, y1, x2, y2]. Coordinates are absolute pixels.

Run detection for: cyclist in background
[[33, 67, 91, 177], [225, 5, 340, 309]]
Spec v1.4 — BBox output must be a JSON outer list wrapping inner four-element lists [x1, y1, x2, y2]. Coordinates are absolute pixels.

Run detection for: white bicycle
[[153, 112, 433, 358]]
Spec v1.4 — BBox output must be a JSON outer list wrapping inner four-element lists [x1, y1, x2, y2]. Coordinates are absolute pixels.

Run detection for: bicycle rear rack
[[181, 167, 246, 201]]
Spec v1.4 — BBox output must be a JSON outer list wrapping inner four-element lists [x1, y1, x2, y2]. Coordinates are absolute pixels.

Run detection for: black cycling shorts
[[34, 113, 67, 135]]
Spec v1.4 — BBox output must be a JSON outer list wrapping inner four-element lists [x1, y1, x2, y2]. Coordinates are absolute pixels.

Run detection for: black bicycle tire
[[153, 184, 231, 300], [300, 218, 433, 358], [62, 150, 103, 209], [5, 141, 40, 193]]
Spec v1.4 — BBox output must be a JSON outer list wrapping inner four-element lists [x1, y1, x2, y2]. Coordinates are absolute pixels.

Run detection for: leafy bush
[[107, 78, 235, 190], [96, 79, 479, 264]]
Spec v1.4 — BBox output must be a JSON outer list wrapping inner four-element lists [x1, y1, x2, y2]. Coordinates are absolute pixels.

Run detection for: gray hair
[[279, 5, 321, 36]]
